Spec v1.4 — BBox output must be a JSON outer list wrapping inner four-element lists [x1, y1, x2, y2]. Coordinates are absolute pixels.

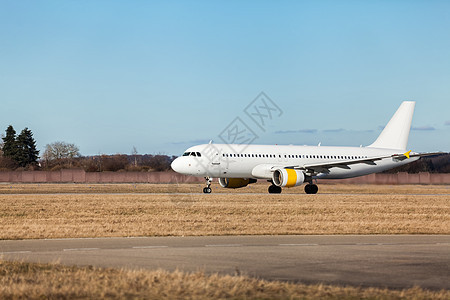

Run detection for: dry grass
[[0, 260, 448, 300], [0, 184, 448, 239]]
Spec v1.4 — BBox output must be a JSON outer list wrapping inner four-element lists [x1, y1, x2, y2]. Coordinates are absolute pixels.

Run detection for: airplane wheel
[[305, 184, 318, 194], [203, 187, 212, 193], [268, 185, 282, 194], [304, 185, 310, 194]]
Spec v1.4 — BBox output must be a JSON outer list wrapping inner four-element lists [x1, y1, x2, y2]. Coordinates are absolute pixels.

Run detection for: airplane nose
[[171, 158, 184, 174]]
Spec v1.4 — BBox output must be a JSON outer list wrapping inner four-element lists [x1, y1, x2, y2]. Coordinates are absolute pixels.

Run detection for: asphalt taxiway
[[1, 235, 449, 290]]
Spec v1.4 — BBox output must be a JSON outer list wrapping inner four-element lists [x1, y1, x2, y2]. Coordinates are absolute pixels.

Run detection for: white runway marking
[[205, 244, 242, 247], [132, 246, 168, 249], [279, 243, 319, 246], [63, 248, 100, 251]]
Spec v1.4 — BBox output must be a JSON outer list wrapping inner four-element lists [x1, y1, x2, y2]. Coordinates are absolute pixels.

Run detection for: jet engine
[[219, 178, 257, 188], [273, 169, 305, 187]]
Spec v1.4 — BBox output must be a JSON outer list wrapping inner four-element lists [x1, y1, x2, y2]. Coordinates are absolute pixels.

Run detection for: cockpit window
[[182, 151, 201, 157]]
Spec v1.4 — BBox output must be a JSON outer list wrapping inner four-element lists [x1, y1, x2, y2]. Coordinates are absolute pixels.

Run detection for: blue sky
[[1, 0, 449, 156]]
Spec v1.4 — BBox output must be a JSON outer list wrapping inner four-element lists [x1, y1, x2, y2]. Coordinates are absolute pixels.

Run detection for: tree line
[[0, 125, 174, 172]]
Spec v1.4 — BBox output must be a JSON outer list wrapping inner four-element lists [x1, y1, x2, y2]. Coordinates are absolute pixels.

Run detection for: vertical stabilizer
[[368, 101, 415, 150]]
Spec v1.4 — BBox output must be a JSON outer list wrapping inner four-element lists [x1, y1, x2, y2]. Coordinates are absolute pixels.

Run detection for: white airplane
[[171, 101, 438, 194]]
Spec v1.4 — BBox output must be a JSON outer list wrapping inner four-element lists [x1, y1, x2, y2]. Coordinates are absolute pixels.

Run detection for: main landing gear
[[268, 184, 282, 194], [203, 177, 212, 193], [268, 184, 318, 194], [304, 183, 318, 194]]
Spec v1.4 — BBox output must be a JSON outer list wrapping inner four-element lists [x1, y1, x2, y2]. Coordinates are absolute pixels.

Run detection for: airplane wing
[[286, 151, 446, 176], [289, 156, 388, 176], [252, 151, 446, 178]]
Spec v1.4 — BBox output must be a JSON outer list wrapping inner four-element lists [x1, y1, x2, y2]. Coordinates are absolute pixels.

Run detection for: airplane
[[171, 101, 439, 194]]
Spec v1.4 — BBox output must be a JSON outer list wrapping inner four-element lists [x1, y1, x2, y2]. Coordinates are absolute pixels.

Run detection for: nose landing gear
[[203, 177, 212, 193]]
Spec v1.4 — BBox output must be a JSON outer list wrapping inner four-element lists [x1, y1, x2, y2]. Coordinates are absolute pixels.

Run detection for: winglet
[[404, 150, 411, 159]]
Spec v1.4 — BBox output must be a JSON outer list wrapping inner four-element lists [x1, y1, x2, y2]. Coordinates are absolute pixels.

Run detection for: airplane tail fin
[[368, 101, 415, 151]]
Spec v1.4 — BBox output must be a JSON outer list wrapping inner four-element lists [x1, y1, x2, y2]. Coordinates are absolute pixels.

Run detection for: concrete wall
[[0, 170, 449, 184]]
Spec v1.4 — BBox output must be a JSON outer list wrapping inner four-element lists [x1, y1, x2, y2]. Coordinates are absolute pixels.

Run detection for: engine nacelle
[[273, 169, 305, 187], [219, 178, 256, 188]]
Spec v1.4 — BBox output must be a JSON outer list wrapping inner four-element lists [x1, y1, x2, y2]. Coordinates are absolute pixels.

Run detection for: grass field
[[1, 183, 449, 299], [0, 183, 448, 239], [1, 260, 448, 300]]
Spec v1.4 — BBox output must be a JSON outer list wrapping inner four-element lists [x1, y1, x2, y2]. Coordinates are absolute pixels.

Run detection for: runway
[[1, 235, 449, 290]]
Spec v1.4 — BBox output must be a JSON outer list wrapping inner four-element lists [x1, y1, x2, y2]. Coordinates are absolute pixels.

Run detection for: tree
[[2, 125, 18, 159], [0, 133, 4, 156], [99, 154, 128, 172], [43, 141, 80, 161], [148, 154, 172, 171], [15, 128, 39, 167]]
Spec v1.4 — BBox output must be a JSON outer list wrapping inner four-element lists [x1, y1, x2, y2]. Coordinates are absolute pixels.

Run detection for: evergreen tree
[[16, 128, 39, 167], [2, 125, 18, 158]]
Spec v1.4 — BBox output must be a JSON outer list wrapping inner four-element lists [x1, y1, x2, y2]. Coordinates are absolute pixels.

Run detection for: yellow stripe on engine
[[285, 169, 297, 187]]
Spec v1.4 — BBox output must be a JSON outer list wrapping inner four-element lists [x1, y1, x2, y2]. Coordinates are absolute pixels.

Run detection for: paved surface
[[1, 235, 449, 290]]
